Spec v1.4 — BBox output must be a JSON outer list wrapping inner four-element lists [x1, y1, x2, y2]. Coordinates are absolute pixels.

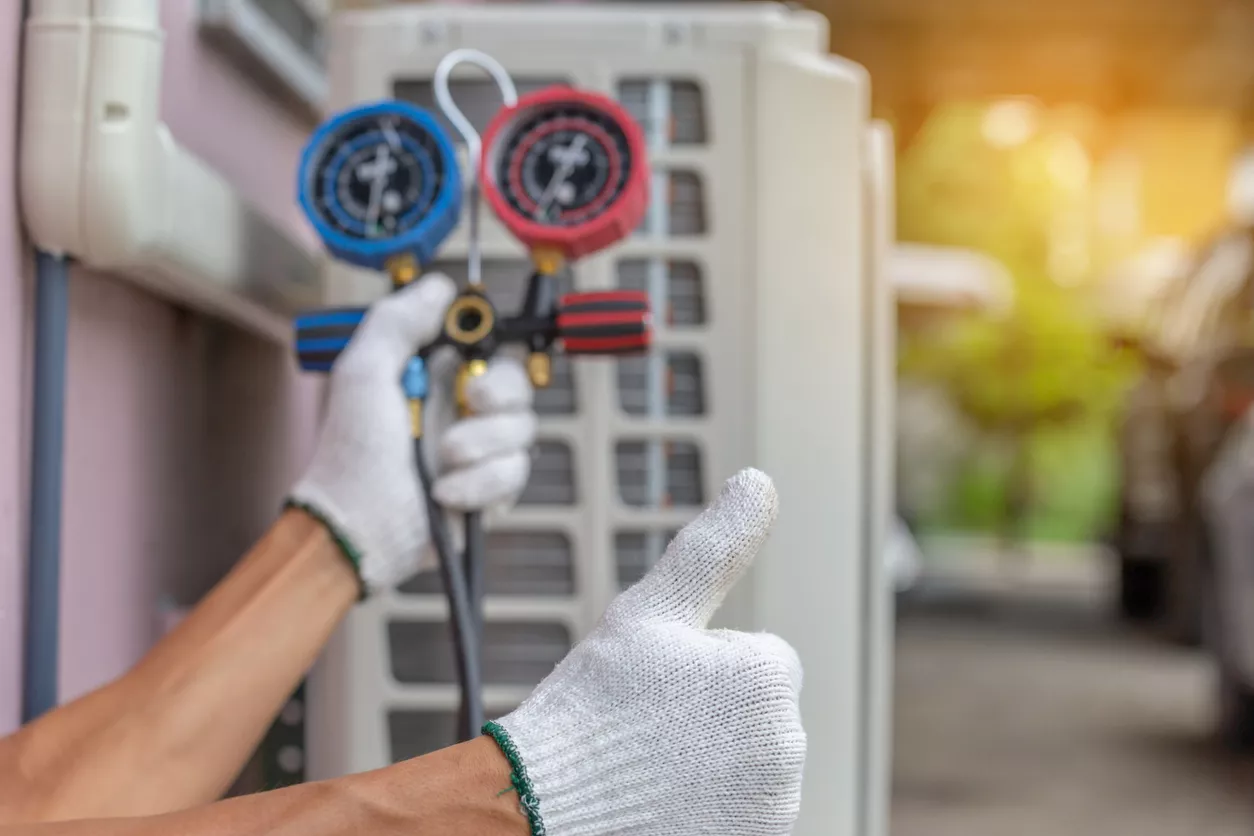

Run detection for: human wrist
[[287, 461, 429, 593], [487, 690, 670, 835], [482, 722, 544, 835], [282, 501, 368, 598], [372, 737, 529, 836]]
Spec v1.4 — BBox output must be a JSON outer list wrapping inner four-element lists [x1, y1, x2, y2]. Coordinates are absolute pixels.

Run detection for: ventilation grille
[[426, 258, 526, 299], [615, 440, 704, 508], [533, 355, 577, 415], [639, 171, 706, 236], [398, 531, 574, 597], [618, 352, 705, 416], [425, 259, 575, 311], [617, 260, 706, 327], [618, 79, 707, 145], [615, 529, 682, 589], [197, 0, 327, 113], [394, 77, 571, 141], [519, 440, 577, 505], [389, 708, 518, 763], [389, 711, 458, 764], [252, 0, 324, 57], [388, 621, 572, 685]]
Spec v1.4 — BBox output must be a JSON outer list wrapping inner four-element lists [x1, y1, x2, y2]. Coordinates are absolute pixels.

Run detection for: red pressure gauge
[[480, 86, 650, 262]]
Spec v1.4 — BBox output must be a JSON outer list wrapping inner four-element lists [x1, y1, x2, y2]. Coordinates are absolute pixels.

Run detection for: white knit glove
[[485, 469, 806, 836], [288, 274, 537, 592]]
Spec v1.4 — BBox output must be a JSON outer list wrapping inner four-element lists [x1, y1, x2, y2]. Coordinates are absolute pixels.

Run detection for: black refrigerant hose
[[414, 434, 485, 742]]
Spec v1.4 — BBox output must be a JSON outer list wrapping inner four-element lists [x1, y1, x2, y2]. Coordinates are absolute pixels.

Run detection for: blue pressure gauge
[[297, 100, 462, 271]]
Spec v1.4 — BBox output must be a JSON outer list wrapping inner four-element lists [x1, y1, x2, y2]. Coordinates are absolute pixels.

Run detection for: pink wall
[[160, 0, 318, 248], [59, 278, 204, 700], [0, 0, 323, 731], [0, 0, 30, 735]]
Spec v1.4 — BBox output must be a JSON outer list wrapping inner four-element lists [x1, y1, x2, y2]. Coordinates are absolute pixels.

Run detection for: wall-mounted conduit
[[22, 250, 68, 723], [17, 0, 328, 719]]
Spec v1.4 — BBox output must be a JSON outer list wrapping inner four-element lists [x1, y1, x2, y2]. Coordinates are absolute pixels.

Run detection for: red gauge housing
[[481, 86, 650, 261]]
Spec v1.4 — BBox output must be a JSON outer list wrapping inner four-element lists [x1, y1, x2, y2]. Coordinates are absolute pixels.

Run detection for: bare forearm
[[2, 510, 360, 822], [1, 739, 526, 836]]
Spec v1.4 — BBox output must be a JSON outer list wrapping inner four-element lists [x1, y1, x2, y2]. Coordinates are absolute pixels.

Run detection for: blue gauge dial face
[[305, 113, 447, 242]]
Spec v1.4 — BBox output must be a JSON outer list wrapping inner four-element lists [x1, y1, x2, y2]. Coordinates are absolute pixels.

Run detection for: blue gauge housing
[[298, 100, 462, 271]]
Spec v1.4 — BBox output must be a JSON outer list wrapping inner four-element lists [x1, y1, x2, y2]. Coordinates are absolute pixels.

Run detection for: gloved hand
[[485, 469, 806, 836], [288, 274, 537, 592]]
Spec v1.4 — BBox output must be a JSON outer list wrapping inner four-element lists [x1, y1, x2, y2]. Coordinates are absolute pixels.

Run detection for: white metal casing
[[861, 119, 897, 836], [20, 0, 323, 343], [306, 6, 891, 836], [197, 0, 329, 116]]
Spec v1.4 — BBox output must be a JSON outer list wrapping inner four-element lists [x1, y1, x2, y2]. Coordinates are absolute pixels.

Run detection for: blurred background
[[3, 0, 1254, 833], [817, 0, 1254, 832]]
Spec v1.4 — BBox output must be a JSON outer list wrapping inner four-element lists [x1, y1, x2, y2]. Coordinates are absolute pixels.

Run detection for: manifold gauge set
[[293, 50, 654, 742]]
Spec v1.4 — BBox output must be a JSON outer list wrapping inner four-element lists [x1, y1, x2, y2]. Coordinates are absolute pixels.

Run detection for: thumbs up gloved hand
[[288, 274, 537, 593], [485, 468, 806, 836]]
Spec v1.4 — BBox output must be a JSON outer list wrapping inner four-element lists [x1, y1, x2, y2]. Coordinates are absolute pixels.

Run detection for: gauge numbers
[[307, 114, 447, 241], [496, 105, 633, 228]]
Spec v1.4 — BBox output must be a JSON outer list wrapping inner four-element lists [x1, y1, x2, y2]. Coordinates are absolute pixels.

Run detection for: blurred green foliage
[[897, 102, 1136, 542], [922, 422, 1120, 541]]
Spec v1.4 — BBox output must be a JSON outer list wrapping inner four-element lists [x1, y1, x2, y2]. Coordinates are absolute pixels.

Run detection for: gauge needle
[[360, 145, 392, 230], [536, 134, 589, 219], [381, 119, 403, 151]]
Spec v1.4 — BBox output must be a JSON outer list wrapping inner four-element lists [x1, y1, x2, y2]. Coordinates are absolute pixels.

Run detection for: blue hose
[[23, 251, 69, 723]]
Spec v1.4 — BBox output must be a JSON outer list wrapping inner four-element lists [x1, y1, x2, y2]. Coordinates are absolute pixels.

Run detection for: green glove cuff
[[483, 721, 545, 836], [285, 499, 368, 601]]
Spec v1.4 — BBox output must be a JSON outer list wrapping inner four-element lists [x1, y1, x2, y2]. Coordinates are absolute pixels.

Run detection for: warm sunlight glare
[[1046, 135, 1091, 192], [982, 99, 1039, 148]]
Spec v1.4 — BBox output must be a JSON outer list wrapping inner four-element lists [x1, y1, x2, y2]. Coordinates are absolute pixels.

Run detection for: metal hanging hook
[[434, 50, 518, 290]]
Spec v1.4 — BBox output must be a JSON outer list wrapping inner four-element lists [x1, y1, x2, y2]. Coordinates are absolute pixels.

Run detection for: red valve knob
[[556, 291, 652, 355]]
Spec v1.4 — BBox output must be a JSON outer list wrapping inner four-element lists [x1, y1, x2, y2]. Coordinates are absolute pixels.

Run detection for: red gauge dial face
[[500, 108, 630, 227], [482, 88, 649, 261]]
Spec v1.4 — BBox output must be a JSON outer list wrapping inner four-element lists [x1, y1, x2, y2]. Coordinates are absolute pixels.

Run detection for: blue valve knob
[[402, 357, 428, 401], [294, 307, 367, 373]]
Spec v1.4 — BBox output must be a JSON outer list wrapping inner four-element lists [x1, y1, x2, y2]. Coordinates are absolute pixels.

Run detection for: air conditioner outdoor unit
[[305, 6, 896, 836]]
